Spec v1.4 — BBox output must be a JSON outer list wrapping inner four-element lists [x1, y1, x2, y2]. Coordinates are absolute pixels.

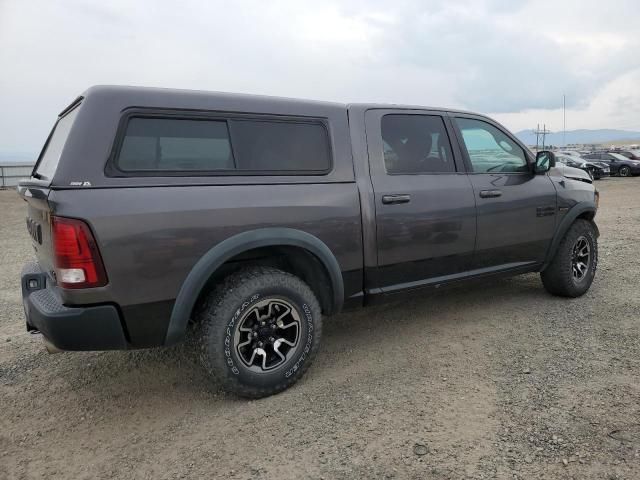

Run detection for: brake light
[[51, 216, 108, 288]]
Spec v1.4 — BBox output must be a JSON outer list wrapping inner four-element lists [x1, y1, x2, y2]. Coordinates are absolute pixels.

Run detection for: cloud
[[491, 67, 640, 133], [0, 0, 639, 155], [357, 0, 638, 112]]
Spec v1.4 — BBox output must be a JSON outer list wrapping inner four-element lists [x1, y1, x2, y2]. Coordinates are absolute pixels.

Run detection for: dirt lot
[[1, 179, 639, 480]]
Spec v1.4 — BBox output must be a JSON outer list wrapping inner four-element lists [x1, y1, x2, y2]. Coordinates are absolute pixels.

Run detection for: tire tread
[[541, 219, 598, 297], [196, 266, 322, 398]]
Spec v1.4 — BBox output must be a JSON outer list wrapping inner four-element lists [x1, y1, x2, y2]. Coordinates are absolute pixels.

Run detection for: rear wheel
[[619, 166, 631, 177], [541, 219, 597, 297], [197, 266, 322, 398]]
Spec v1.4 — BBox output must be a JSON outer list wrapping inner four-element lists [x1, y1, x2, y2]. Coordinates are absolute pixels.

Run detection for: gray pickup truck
[[19, 86, 599, 397]]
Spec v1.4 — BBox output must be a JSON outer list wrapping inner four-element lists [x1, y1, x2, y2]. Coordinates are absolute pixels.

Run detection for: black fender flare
[[164, 228, 344, 345], [541, 201, 599, 271]]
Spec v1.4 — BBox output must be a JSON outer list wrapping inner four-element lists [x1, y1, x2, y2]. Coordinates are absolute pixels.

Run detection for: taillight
[[51, 216, 108, 289]]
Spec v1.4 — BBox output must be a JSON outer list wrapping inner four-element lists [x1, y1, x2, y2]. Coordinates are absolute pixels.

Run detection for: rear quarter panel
[[50, 184, 362, 312]]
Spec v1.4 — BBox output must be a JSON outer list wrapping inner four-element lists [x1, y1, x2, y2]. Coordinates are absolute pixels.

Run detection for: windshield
[[33, 105, 80, 180], [558, 155, 584, 166], [610, 153, 630, 161]]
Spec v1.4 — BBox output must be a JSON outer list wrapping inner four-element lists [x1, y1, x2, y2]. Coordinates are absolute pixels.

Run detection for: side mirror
[[535, 150, 556, 173]]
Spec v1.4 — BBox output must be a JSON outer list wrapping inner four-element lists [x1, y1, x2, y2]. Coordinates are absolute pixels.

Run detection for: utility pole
[[534, 124, 552, 150], [563, 94, 566, 147]]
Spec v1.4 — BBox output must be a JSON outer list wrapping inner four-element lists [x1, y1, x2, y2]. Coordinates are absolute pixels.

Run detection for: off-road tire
[[197, 266, 322, 398], [541, 219, 598, 297]]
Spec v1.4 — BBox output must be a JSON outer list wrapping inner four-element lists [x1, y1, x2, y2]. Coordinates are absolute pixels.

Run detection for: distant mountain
[[515, 129, 640, 147]]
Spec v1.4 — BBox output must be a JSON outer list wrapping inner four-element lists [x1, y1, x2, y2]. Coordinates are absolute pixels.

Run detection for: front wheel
[[541, 219, 598, 297], [197, 266, 322, 398], [619, 166, 631, 177]]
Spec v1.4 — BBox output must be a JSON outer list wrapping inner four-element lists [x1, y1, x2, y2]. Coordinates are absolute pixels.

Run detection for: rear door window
[[115, 115, 331, 174], [381, 114, 455, 174], [34, 105, 80, 180]]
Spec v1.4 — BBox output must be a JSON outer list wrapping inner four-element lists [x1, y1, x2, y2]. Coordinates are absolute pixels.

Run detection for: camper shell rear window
[[33, 104, 81, 181]]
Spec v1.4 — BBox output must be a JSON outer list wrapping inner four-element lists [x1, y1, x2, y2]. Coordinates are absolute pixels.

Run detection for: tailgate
[[18, 99, 82, 280], [18, 182, 55, 279]]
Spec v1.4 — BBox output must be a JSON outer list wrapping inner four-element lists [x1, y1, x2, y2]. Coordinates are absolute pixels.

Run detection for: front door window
[[455, 118, 529, 173]]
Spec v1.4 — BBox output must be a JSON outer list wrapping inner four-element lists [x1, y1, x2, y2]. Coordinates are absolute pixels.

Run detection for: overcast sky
[[1, 0, 639, 156]]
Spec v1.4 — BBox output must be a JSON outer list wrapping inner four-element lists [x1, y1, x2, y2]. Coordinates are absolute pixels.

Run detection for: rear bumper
[[21, 262, 128, 351]]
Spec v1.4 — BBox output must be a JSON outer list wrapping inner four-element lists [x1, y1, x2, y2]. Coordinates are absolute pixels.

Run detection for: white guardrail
[[0, 164, 34, 188]]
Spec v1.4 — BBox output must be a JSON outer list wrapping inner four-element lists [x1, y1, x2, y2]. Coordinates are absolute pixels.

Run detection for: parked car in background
[[557, 151, 583, 158], [555, 154, 609, 180], [613, 150, 640, 161], [583, 152, 640, 177]]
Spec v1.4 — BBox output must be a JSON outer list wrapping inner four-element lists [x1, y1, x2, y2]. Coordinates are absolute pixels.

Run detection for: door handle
[[479, 189, 502, 198], [382, 194, 411, 205]]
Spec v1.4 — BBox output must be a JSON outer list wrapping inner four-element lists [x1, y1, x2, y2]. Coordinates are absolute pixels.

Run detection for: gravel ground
[[1, 179, 639, 480]]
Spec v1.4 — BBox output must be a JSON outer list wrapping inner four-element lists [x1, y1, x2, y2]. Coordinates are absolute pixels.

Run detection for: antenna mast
[[563, 94, 566, 147]]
